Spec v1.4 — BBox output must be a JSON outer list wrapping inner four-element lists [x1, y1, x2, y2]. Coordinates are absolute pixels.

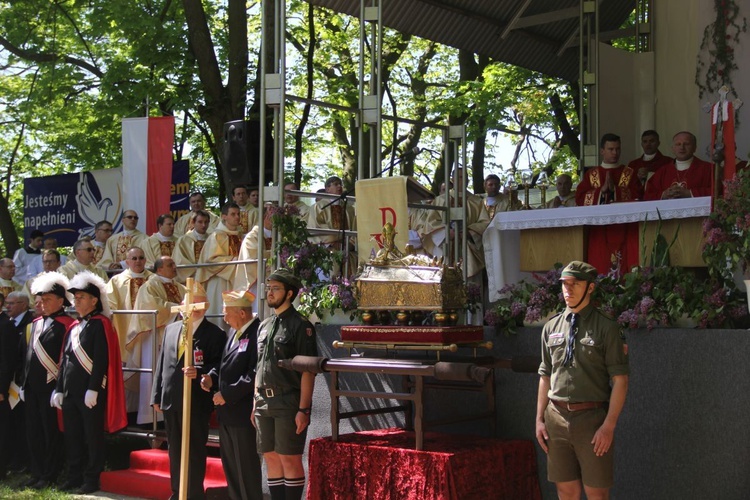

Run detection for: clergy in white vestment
[[173, 210, 211, 284], [105, 246, 153, 412], [126, 256, 185, 424], [195, 203, 242, 328], [98, 210, 151, 270], [173, 192, 221, 237], [144, 214, 178, 264]]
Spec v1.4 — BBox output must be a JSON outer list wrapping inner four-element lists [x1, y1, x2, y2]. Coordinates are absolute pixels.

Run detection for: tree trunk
[[0, 192, 19, 258]]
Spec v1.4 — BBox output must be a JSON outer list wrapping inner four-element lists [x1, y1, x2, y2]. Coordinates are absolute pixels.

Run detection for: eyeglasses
[[266, 286, 285, 293], [129, 256, 146, 261], [123, 215, 139, 220], [78, 248, 95, 252], [97, 228, 113, 233]]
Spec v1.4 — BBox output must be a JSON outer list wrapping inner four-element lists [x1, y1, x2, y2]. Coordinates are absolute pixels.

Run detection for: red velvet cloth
[[307, 429, 541, 500], [340, 326, 484, 344]]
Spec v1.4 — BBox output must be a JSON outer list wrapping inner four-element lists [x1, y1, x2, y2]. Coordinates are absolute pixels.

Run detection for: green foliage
[[488, 263, 747, 335], [0, 0, 581, 248], [703, 168, 750, 284]]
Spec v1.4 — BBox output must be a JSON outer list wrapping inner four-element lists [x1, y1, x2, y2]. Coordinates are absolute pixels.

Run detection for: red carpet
[[100, 449, 228, 499]]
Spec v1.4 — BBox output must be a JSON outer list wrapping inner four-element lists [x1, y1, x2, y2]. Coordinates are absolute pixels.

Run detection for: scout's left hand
[[591, 421, 615, 456], [295, 411, 310, 434], [85, 390, 98, 409], [183, 366, 198, 379]]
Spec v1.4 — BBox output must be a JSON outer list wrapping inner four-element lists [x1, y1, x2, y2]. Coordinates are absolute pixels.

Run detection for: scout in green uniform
[[535, 261, 629, 500], [252, 269, 317, 500]]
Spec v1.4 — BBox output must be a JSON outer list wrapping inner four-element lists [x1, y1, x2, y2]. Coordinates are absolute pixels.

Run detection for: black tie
[[563, 313, 578, 367]]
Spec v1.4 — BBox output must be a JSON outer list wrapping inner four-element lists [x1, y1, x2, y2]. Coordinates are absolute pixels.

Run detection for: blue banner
[[23, 162, 190, 247]]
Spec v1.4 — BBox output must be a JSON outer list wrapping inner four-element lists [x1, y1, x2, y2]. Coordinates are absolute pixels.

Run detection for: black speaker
[[221, 120, 274, 190]]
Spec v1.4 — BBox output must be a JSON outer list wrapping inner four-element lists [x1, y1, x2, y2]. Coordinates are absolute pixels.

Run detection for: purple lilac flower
[[618, 309, 639, 329], [484, 310, 500, 326]]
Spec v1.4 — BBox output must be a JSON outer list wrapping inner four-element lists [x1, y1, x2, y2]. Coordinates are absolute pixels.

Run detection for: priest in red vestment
[[644, 131, 713, 201], [575, 133, 643, 276], [627, 130, 673, 185]]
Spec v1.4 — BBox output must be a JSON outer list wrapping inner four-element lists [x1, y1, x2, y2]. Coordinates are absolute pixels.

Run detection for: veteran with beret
[[252, 268, 318, 500], [535, 261, 629, 500], [200, 289, 263, 500]]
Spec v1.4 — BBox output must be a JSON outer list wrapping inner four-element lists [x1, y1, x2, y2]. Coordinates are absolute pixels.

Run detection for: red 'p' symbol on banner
[[371, 207, 397, 247]]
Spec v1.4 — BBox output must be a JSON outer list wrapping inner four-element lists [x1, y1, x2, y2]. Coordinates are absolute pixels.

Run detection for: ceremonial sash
[[239, 210, 250, 234], [116, 234, 134, 262], [93, 245, 104, 265], [129, 277, 147, 308], [228, 234, 241, 257], [163, 282, 182, 304], [589, 169, 601, 188], [618, 167, 635, 201], [159, 240, 175, 256], [32, 320, 59, 383], [71, 321, 107, 389], [193, 239, 205, 261]]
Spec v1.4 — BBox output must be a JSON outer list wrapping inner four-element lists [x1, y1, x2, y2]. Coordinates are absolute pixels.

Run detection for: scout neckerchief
[[70, 314, 107, 389]]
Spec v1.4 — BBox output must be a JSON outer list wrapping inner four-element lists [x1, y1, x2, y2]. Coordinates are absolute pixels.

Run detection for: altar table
[[483, 197, 712, 302], [307, 428, 541, 500]]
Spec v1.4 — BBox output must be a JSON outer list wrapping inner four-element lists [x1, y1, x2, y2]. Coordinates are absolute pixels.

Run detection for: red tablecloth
[[307, 428, 541, 500]]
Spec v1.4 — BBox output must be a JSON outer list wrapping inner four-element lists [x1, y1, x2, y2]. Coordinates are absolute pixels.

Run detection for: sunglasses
[[123, 215, 139, 220]]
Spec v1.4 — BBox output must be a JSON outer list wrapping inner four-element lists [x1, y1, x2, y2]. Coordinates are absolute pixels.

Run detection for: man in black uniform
[[200, 290, 263, 500], [25, 272, 75, 489], [0, 292, 14, 479], [252, 269, 318, 500], [4, 291, 33, 474], [54, 270, 127, 494], [536, 261, 629, 500], [152, 282, 225, 500]]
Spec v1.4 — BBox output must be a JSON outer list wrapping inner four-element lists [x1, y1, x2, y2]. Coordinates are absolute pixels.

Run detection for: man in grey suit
[[151, 282, 225, 500]]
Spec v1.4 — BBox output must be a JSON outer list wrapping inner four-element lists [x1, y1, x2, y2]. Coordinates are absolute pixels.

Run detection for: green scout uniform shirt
[[538, 303, 629, 403], [256, 306, 318, 395]]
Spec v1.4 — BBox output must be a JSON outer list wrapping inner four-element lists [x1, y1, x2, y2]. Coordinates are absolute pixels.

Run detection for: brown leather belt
[[551, 399, 607, 412]]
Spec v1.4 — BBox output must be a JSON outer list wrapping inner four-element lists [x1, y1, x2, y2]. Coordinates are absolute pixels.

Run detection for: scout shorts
[[544, 403, 614, 488], [255, 408, 309, 455]]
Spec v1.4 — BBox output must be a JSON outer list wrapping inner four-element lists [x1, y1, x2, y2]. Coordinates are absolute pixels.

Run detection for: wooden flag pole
[[170, 277, 206, 500]]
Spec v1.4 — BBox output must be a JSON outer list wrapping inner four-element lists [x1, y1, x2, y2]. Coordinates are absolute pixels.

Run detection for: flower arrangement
[[484, 265, 564, 334], [267, 203, 355, 320], [486, 263, 747, 335], [702, 168, 750, 284], [298, 275, 359, 320]]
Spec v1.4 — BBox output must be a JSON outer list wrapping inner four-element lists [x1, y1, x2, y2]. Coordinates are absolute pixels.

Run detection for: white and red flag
[[122, 117, 175, 235]]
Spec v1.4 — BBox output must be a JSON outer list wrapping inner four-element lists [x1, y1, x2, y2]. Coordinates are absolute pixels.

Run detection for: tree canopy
[[0, 0, 579, 256]]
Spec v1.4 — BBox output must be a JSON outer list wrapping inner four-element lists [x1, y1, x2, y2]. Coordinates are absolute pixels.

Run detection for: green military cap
[[559, 260, 598, 281], [267, 268, 303, 293]]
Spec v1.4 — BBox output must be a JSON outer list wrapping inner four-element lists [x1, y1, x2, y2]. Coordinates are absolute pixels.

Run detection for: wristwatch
[[298, 407, 312, 416]]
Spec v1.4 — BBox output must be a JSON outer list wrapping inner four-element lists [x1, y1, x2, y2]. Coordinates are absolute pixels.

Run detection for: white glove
[[19, 388, 24, 402], [50, 392, 64, 409], [85, 390, 98, 408]]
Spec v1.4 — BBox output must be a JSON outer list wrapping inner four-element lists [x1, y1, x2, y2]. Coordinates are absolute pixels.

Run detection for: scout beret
[[559, 261, 598, 282], [186, 280, 207, 299], [267, 268, 303, 293], [222, 290, 256, 308]]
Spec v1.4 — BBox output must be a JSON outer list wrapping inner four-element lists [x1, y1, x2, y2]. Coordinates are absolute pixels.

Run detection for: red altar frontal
[[307, 428, 541, 500]]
